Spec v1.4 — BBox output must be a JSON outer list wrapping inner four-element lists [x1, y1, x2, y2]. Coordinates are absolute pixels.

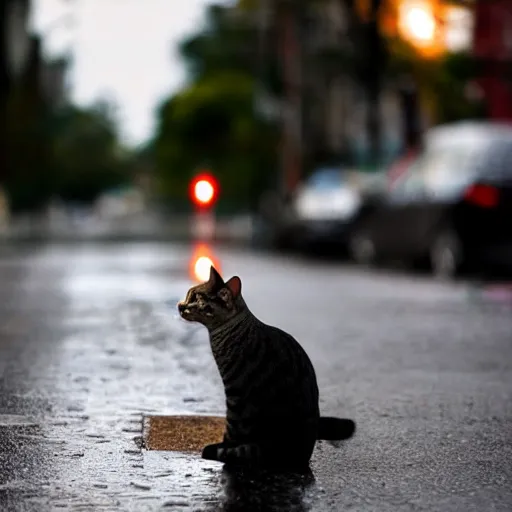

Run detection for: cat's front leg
[[201, 442, 261, 465]]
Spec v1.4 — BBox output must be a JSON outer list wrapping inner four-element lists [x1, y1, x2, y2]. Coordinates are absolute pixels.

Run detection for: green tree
[[430, 52, 485, 124], [50, 102, 131, 203], [387, 32, 484, 126], [5, 58, 55, 212], [153, 2, 280, 212], [6, 86, 132, 212], [179, 4, 258, 81], [154, 71, 278, 212]]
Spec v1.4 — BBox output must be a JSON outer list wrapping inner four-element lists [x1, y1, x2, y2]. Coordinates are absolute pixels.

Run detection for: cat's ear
[[225, 276, 242, 298], [208, 266, 224, 286]]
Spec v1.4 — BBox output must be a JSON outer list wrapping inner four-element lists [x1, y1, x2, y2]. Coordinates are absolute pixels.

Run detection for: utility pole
[[364, 0, 385, 169], [277, 0, 303, 198], [398, 73, 421, 154]]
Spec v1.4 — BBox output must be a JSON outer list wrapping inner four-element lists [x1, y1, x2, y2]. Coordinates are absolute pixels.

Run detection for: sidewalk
[[0, 212, 255, 245]]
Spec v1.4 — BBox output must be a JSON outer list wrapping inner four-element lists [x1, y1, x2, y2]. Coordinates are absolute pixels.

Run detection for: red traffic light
[[189, 172, 219, 208]]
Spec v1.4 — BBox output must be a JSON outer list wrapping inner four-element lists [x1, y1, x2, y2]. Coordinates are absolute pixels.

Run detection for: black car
[[348, 122, 512, 278]]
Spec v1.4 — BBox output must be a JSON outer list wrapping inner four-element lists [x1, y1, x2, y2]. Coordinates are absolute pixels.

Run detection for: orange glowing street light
[[398, 1, 474, 55], [358, 0, 473, 58], [398, 0, 440, 54], [399, 1, 436, 43]]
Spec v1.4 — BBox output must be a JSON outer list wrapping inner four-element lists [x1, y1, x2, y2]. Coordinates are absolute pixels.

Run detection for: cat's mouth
[[177, 301, 193, 320]]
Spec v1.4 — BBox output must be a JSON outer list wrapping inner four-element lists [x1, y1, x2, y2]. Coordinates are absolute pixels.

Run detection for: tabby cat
[[178, 266, 355, 471]]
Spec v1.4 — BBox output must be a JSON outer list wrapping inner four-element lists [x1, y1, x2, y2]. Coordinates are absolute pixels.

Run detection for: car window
[[479, 140, 512, 181], [421, 147, 479, 199], [387, 159, 427, 202], [306, 168, 344, 190], [388, 145, 480, 202]]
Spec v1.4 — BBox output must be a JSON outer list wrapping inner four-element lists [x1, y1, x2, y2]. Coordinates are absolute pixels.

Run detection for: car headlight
[[295, 191, 361, 220]]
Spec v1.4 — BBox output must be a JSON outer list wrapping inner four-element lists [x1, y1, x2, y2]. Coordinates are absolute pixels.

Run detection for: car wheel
[[429, 230, 463, 280], [349, 231, 377, 266]]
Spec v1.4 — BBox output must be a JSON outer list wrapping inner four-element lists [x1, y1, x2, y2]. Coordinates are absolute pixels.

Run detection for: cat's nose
[[177, 302, 186, 313]]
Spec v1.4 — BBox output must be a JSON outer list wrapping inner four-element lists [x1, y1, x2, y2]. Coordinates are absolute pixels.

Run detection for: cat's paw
[[201, 443, 221, 461]]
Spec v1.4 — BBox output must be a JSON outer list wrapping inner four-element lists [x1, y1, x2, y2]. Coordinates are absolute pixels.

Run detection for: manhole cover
[[143, 415, 225, 452]]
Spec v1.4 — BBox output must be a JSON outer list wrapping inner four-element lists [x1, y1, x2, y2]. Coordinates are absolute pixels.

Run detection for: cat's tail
[[318, 417, 356, 441]]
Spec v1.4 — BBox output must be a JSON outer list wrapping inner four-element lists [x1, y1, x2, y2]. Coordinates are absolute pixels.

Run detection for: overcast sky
[[33, 0, 225, 146]]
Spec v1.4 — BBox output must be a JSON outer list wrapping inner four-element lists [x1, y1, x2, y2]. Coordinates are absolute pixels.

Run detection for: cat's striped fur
[[178, 266, 355, 471]]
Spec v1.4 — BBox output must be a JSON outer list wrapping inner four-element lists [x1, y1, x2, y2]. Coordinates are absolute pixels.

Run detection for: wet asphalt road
[[0, 242, 511, 512]]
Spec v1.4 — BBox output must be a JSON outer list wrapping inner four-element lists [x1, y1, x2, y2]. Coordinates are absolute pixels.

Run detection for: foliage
[[433, 52, 486, 123], [5, 92, 132, 212], [5, 81, 55, 212], [50, 102, 132, 203], [178, 4, 258, 82], [154, 3, 280, 212], [386, 33, 483, 124], [154, 71, 278, 212]]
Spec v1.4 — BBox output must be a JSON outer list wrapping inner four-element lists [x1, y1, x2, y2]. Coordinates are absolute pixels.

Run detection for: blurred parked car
[[252, 189, 297, 251], [290, 167, 363, 252], [348, 122, 512, 279]]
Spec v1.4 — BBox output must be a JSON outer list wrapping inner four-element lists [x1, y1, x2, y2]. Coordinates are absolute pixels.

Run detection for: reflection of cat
[[178, 266, 355, 471], [210, 466, 315, 512]]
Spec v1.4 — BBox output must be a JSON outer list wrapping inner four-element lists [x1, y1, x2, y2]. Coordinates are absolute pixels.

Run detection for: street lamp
[[399, 2, 436, 43], [396, 0, 473, 57], [397, 0, 443, 57]]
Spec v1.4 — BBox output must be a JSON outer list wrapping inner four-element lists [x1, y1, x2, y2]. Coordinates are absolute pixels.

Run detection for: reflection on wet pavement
[[188, 243, 222, 283], [212, 466, 317, 512]]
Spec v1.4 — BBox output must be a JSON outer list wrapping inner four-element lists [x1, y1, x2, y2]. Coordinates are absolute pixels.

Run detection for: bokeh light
[[401, 4, 435, 42], [189, 243, 222, 283], [194, 255, 214, 282], [397, 0, 443, 58], [194, 180, 215, 205]]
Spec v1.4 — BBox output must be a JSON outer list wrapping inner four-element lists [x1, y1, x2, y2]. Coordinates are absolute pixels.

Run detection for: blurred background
[[1, 0, 511, 279], [1, 3, 512, 508]]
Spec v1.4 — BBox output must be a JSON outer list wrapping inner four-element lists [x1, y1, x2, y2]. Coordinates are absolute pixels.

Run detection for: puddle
[[143, 415, 225, 452]]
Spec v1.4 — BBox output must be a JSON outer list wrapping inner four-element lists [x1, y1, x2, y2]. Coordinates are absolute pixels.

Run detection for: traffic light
[[189, 172, 219, 209]]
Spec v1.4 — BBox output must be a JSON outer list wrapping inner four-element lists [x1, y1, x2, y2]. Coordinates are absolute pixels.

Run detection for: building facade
[[473, 0, 512, 121]]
